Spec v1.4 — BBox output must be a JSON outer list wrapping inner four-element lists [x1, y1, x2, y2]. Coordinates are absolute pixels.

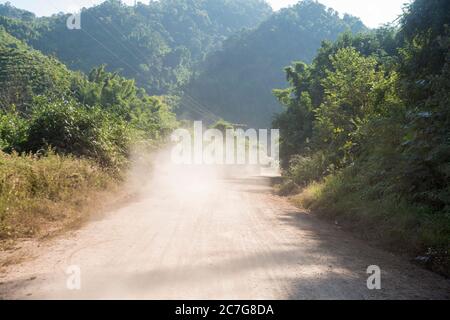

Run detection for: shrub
[[292, 166, 450, 276], [0, 107, 28, 152], [0, 151, 115, 239], [288, 152, 329, 186], [274, 179, 299, 196], [24, 97, 132, 169]]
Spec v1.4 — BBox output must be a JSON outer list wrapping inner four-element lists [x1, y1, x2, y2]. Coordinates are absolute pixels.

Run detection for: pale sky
[[0, 0, 410, 28]]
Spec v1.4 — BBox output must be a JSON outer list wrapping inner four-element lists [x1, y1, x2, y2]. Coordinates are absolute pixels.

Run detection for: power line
[[70, 0, 150, 74], [48, 0, 227, 124], [183, 94, 222, 122], [179, 98, 218, 123], [48, 0, 148, 80], [68, 0, 226, 122]]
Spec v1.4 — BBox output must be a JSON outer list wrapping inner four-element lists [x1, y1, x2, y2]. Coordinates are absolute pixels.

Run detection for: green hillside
[[0, 0, 272, 95], [182, 0, 366, 127]]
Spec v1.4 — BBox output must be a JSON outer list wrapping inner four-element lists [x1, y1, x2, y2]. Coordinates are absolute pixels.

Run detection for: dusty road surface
[[0, 160, 449, 299]]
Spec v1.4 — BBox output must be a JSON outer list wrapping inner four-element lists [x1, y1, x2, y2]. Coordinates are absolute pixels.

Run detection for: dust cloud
[[1, 148, 448, 300]]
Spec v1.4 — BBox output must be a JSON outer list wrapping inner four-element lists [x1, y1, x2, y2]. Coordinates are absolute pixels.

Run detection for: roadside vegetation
[[274, 0, 450, 276], [0, 151, 116, 239], [0, 26, 177, 241]]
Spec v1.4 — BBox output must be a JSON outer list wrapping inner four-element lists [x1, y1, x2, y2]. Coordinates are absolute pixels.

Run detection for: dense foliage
[[183, 0, 366, 127], [274, 0, 450, 274], [0, 0, 365, 128], [0, 2, 35, 21], [0, 0, 271, 95], [0, 3, 183, 238], [0, 27, 177, 170]]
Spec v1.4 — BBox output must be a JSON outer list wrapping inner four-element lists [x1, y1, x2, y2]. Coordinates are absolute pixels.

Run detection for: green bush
[[0, 108, 28, 152], [24, 97, 132, 169], [288, 152, 329, 186], [274, 179, 299, 196]]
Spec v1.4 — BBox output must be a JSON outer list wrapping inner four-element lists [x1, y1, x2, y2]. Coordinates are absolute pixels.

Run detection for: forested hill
[[0, 24, 180, 238], [182, 0, 366, 128], [0, 0, 365, 127], [0, 2, 35, 21], [0, 25, 177, 166], [0, 0, 272, 95]]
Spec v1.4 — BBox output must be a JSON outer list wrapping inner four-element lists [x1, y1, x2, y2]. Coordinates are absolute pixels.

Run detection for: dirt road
[[0, 162, 449, 299]]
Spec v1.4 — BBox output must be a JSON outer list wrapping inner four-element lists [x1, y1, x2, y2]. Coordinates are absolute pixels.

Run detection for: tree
[[183, 0, 367, 128], [313, 47, 384, 165]]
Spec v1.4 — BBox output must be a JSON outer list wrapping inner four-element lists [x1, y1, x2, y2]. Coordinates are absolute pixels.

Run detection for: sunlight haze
[[0, 0, 449, 302], [0, 0, 409, 28]]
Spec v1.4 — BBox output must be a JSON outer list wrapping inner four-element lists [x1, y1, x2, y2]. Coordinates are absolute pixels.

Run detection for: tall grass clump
[[0, 151, 116, 239], [291, 164, 450, 276]]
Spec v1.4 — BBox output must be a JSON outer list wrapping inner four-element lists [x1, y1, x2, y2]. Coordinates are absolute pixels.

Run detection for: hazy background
[[0, 0, 410, 28]]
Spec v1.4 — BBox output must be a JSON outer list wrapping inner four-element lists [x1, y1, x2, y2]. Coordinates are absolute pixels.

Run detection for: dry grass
[[288, 173, 450, 277], [0, 151, 120, 241]]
